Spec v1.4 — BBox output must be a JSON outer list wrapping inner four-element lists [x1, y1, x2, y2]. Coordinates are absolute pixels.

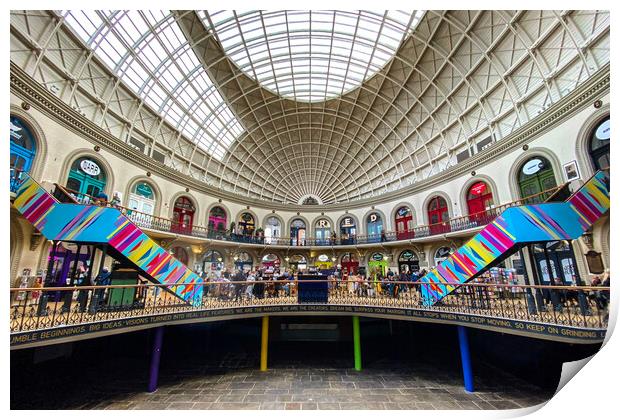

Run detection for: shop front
[[172, 196, 195, 235], [66, 157, 107, 199], [398, 250, 420, 274], [427, 196, 450, 235], [265, 217, 281, 244], [315, 219, 332, 245], [466, 181, 494, 222], [367, 252, 388, 276], [434, 246, 455, 267], [10, 116, 37, 191], [517, 156, 557, 201], [366, 213, 384, 243], [208, 206, 227, 237], [290, 219, 306, 246], [315, 254, 334, 272], [201, 250, 224, 275], [171, 246, 189, 265], [288, 254, 307, 272], [340, 217, 357, 244], [261, 253, 281, 270], [341, 253, 359, 275], [395, 206, 414, 240], [234, 252, 253, 272], [237, 213, 256, 237]]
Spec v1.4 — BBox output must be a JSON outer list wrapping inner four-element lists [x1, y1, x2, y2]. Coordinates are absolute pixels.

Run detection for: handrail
[[47, 181, 568, 246]]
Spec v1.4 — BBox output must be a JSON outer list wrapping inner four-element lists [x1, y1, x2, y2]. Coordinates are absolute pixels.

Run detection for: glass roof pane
[[203, 10, 425, 102], [61, 10, 244, 160]]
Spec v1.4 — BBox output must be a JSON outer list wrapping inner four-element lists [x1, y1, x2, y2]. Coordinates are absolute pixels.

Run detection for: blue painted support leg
[[148, 326, 165, 393], [457, 325, 474, 392]]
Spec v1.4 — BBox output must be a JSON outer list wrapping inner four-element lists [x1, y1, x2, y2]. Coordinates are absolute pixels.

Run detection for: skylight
[[202, 10, 425, 102], [61, 10, 244, 160]]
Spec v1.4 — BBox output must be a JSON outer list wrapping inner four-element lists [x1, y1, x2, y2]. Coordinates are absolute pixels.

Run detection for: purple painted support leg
[[148, 326, 164, 393]]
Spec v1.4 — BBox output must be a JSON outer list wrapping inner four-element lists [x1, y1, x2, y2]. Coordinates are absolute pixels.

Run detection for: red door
[[172, 197, 195, 235], [467, 182, 493, 224], [428, 196, 450, 235], [395, 207, 414, 240]]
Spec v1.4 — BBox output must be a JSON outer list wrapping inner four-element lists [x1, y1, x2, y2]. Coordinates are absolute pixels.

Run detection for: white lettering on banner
[[80, 160, 101, 176]]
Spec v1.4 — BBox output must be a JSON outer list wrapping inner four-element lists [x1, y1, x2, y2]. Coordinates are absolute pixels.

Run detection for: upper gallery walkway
[[19, 178, 569, 250]]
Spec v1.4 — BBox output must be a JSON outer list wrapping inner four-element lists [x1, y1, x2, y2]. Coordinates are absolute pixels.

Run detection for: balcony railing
[[9, 281, 609, 336], [47, 182, 566, 247]]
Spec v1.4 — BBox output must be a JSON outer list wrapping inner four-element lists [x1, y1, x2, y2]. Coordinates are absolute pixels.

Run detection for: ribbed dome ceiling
[[10, 10, 610, 204]]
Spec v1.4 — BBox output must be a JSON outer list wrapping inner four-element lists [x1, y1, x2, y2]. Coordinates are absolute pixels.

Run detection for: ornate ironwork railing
[[10, 281, 609, 335], [48, 183, 568, 247]]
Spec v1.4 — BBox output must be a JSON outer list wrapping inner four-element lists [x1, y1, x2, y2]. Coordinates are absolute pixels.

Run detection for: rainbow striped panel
[[420, 171, 610, 306], [14, 175, 202, 306]]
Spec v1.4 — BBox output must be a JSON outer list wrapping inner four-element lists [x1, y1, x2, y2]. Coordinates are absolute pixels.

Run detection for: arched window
[[66, 157, 107, 198], [518, 156, 557, 202], [10, 116, 37, 189], [290, 219, 306, 246], [237, 213, 255, 236], [289, 254, 307, 271], [398, 250, 420, 274], [366, 213, 383, 243], [172, 196, 195, 235], [234, 252, 253, 271], [589, 117, 610, 171], [171, 246, 189, 266], [466, 181, 494, 223], [395, 206, 414, 240], [265, 217, 281, 244], [340, 216, 357, 244], [201, 250, 224, 274], [128, 181, 156, 216], [208, 206, 227, 235], [434, 246, 455, 267], [315, 219, 331, 245], [427, 196, 450, 235]]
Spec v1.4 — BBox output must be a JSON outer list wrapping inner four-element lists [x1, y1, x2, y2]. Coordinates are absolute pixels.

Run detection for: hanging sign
[[318, 254, 329, 262], [399, 250, 416, 261], [397, 207, 411, 217], [372, 253, 384, 261], [522, 158, 543, 175], [135, 183, 153, 198], [80, 159, 101, 176], [595, 120, 610, 140]]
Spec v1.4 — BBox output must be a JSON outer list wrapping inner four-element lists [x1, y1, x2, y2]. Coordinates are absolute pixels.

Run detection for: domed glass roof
[[202, 10, 425, 102]]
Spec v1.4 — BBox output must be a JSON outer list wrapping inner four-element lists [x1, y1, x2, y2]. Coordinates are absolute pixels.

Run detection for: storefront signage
[[399, 250, 416, 261], [317, 219, 330, 228], [341, 217, 355, 228], [135, 183, 153, 198], [79, 159, 101, 176], [372, 253, 384, 261], [318, 254, 329, 262], [595, 119, 610, 140], [397, 207, 411, 217], [522, 158, 544, 175], [470, 182, 487, 195], [368, 213, 379, 223]]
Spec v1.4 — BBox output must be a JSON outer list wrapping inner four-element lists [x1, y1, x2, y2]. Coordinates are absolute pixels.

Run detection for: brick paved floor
[[15, 351, 552, 410]]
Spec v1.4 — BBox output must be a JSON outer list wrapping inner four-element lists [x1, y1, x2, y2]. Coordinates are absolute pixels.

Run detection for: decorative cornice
[[10, 62, 609, 212]]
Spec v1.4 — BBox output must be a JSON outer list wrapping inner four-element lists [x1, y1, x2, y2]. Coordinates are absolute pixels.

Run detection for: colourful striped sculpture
[[420, 171, 610, 306], [13, 175, 202, 306]]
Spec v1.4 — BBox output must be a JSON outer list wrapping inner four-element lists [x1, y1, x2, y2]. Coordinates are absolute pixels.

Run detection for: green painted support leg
[[352, 316, 362, 371]]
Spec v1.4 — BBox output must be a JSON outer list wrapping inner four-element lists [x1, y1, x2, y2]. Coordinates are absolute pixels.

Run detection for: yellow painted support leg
[[260, 316, 269, 371]]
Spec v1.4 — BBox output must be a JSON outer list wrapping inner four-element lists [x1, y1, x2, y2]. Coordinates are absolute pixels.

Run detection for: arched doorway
[[237, 213, 255, 237], [208, 206, 227, 238], [290, 219, 306, 246], [341, 253, 359, 275], [340, 216, 357, 245], [366, 212, 383, 243], [233, 252, 253, 272], [518, 156, 557, 203], [428, 196, 450, 235], [265, 217, 281, 244], [466, 181, 494, 223], [172, 196, 195, 235], [10, 116, 37, 191], [434, 246, 455, 267], [398, 250, 420, 274], [128, 181, 156, 219], [589, 117, 610, 171], [289, 254, 307, 272], [171, 246, 189, 266], [261, 253, 280, 270], [66, 157, 107, 200], [315, 219, 331, 245], [368, 252, 388, 276], [201, 250, 224, 275], [395, 206, 414, 240]]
